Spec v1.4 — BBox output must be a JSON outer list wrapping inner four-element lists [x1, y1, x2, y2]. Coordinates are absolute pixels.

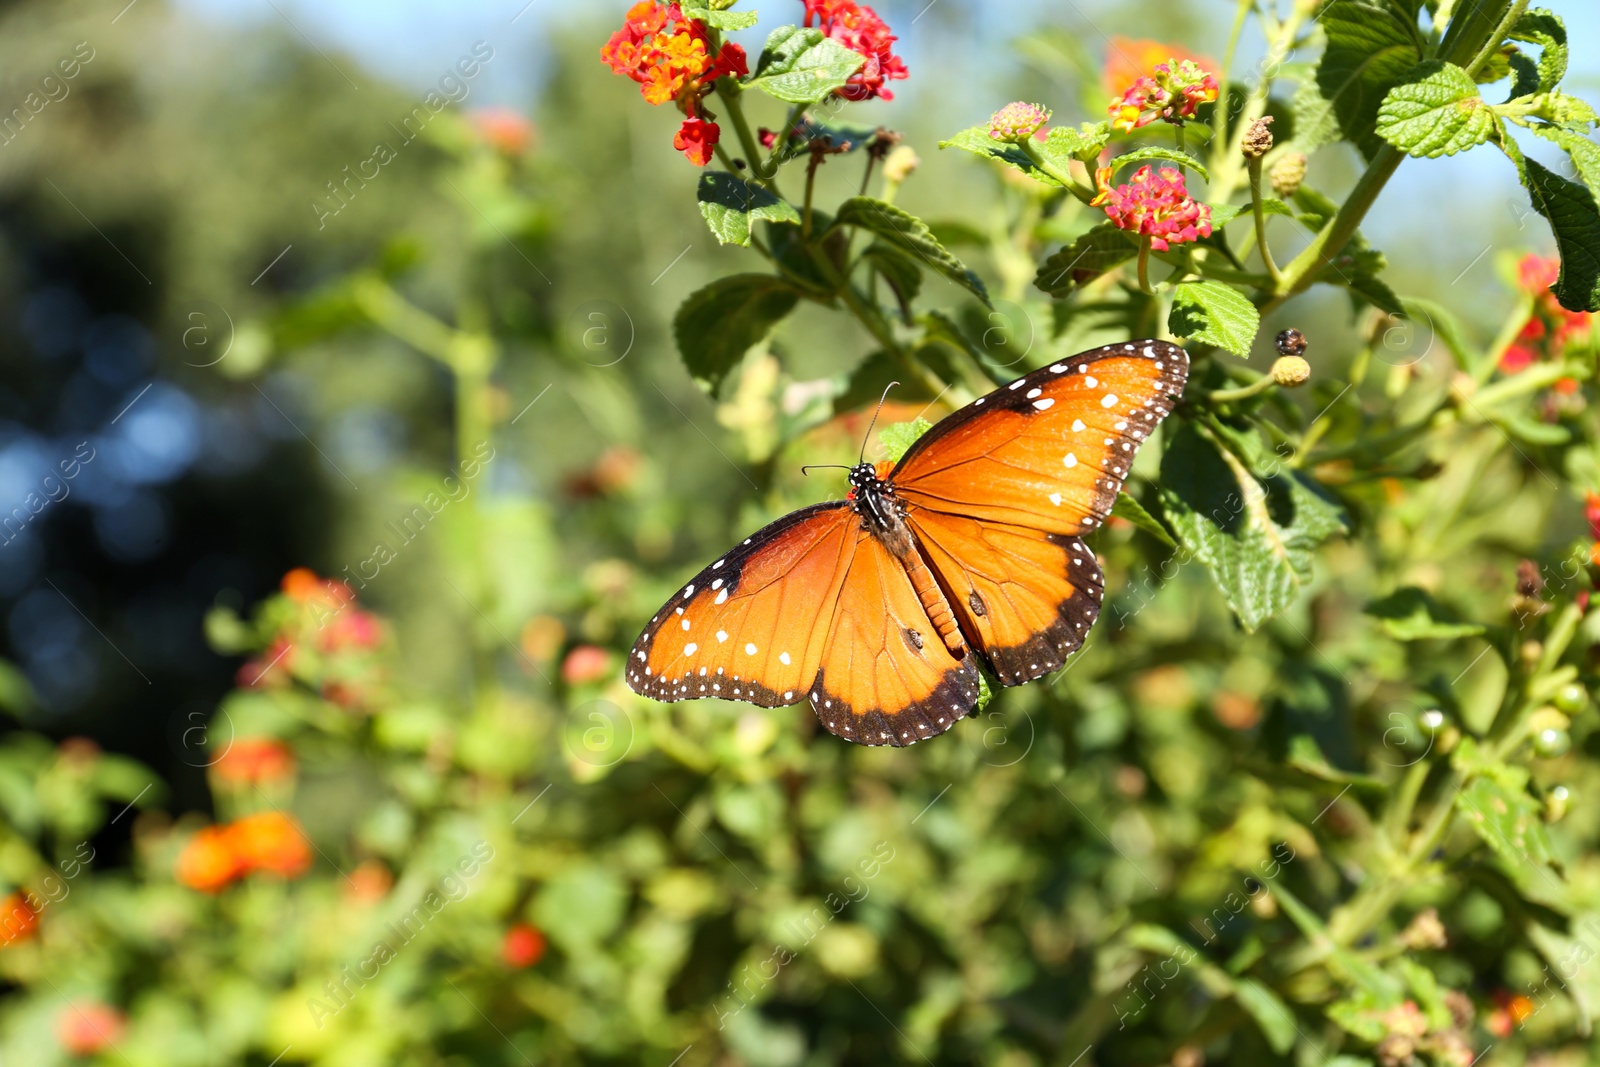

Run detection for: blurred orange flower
[[473, 107, 536, 155], [345, 860, 393, 905], [562, 645, 612, 685], [229, 811, 313, 879], [1103, 37, 1217, 99], [521, 615, 567, 664], [175, 826, 243, 893], [502, 921, 546, 967], [213, 738, 295, 786], [0, 891, 38, 945], [56, 1002, 126, 1056]]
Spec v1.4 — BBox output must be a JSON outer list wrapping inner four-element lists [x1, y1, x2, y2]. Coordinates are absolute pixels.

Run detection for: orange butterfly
[[627, 340, 1189, 746]]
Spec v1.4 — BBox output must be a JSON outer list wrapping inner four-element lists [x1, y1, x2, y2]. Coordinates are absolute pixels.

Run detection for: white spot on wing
[[1033, 398, 1054, 411], [745, 643, 758, 655], [780, 651, 791, 665], [717, 630, 729, 643], [1064, 453, 1077, 468], [684, 643, 697, 655], [1071, 419, 1086, 432], [1049, 492, 1063, 506], [1102, 393, 1118, 408]]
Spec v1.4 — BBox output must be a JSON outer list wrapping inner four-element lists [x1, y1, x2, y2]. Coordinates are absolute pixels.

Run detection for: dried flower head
[[1242, 115, 1275, 159]]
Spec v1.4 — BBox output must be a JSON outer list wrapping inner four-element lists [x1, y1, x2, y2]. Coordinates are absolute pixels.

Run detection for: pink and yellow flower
[[1109, 58, 1218, 132], [1093, 165, 1213, 251]]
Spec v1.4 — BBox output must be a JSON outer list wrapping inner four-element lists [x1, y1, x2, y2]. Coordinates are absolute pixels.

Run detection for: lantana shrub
[[4, 1, 1600, 1064]]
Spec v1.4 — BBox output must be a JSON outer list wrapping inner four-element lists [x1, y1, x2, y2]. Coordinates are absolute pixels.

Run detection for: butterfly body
[[628, 340, 1189, 747]]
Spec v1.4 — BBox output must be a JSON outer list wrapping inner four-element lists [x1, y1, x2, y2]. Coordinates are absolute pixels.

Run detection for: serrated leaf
[[1109, 146, 1211, 183], [1365, 586, 1486, 640], [879, 417, 932, 462], [696, 172, 801, 247], [1112, 492, 1176, 548], [1169, 281, 1261, 357], [673, 274, 800, 395], [1160, 424, 1347, 631], [1346, 271, 1405, 316], [1509, 8, 1568, 94], [1294, 0, 1423, 159], [1039, 122, 1111, 166], [833, 197, 990, 304], [747, 25, 864, 104], [1034, 224, 1136, 297], [1520, 155, 1600, 312], [938, 127, 1063, 187], [1531, 125, 1600, 198], [1376, 61, 1497, 158]]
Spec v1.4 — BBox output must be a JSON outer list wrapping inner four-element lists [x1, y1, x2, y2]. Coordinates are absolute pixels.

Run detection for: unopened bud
[[882, 144, 920, 185], [1269, 152, 1306, 197], [1272, 355, 1310, 386], [988, 101, 1051, 144], [1242, 116, 1275, 159]]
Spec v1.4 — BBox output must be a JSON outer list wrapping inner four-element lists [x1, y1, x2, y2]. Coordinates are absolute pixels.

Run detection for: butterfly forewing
[[811, 526, 982, 746], [627, 503, 858, 706], [890, 340, 1188, 535]]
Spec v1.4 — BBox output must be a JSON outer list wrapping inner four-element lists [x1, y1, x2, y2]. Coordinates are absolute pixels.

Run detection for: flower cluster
[[212, 737, 295, 786], [175, 811, 314, 892], [803, 0, 907, 101], [1093, 165, 1213, 251], [1109, 58, 1218, 132], [1502, 253, 1592, 373], [237, 568, 386, 710], [988, 101, 1051, 143], [600, 2, 748, 166]]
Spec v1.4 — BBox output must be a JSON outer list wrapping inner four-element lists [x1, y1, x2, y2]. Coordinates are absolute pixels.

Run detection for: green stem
[[716, 84, 777, 194], [1247, 156, 1282, 287], [1209, 0, 1255, 176], [1136, 238, 1154, 295], [1207, 374, 1275, 402], [1209, 1, 1310, 204], [802, 154, 820, 240], [1019, 139, 1096, 204], [1269, 146, 1404, 304]]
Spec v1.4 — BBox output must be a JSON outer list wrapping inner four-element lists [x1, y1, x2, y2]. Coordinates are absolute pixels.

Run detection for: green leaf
[[833, 197, 990, 305], [1531, 125, 1600, 199], [1400, 296, 1474, 370], [1509, 8, 1568, 94], [746, 26, 864, 104], [1294, 0, 1423, 159], [862, 242, 922, 317], [1168, 281, 1261, 358], [1108, 146, 1211, 183], [1521, 156, 1600, 312], [1375, 61, 1497, 158], [1112, 492, 1176, 548], [1455, 774, 1555, 871], [879, 418, 933, 463], [696, 172, 801, 247], [1039, 122, 1111, 167], [680, 3, 759, 29], [1034, 224, 1136, 298], [1160, 424, 1347, 632], [926, 220, 987, 247], [1232, 979, 1299, 1055], [673, 274, 801, 395], [1345, 271, 1405, 316], [938, 127, 1063, 188], [1365, 586, 1486, 640]]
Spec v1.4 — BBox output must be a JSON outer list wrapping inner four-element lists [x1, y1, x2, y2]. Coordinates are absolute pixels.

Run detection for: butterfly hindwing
[[810, 526, 982, 747], [907, 511, 1104, 686], [890, 340, 1188, 535], [627, 503, 858, 706]]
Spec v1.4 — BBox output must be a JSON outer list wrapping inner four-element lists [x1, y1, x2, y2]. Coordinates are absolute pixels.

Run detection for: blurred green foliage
[[3, 0, 1600, 1065]]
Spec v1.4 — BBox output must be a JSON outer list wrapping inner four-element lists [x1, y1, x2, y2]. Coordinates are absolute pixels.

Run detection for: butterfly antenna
[[858, 381, 899, 465]]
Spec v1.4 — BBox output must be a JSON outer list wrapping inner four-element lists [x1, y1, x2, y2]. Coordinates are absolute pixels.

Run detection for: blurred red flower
[[1502, 253, 1591, 372], [56, 1003, 126, 1056], [345, 860, 394, 905], [213, 738, 295, 786], [473, 107, 536, 155], [562, 645, 613, 685], [503, 922, 547, 967], [803, 0, 907, 101]]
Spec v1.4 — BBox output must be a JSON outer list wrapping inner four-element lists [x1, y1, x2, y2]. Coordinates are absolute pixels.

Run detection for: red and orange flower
[[601, 2, 748, 166], [174, 811, 314, 892]]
